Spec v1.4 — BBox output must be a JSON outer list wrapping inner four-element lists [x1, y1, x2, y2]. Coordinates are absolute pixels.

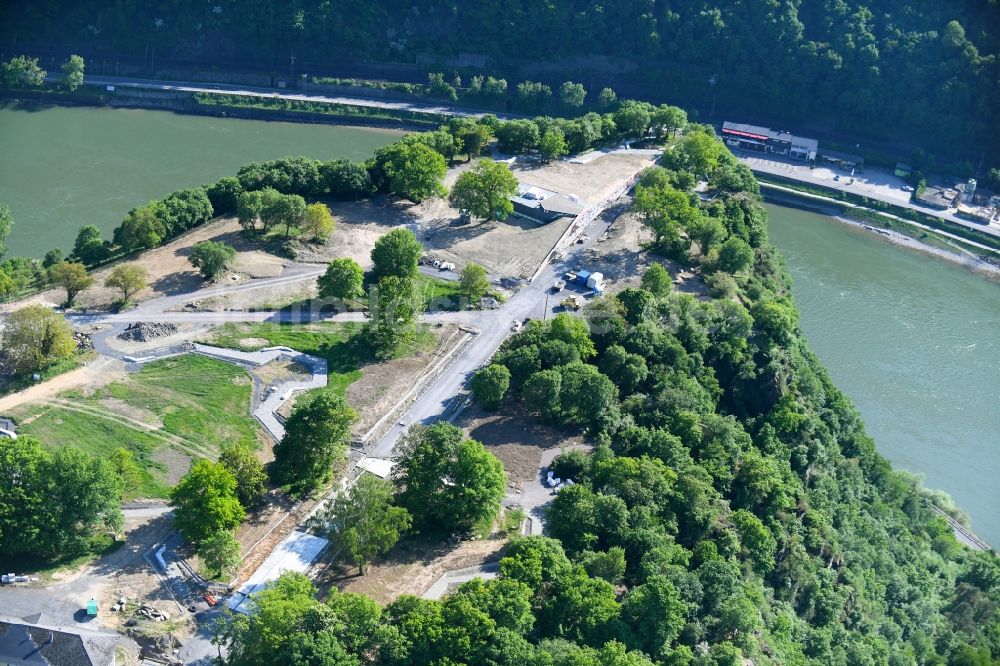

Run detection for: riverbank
[[762, 185, 1000, 281], [1, 86, 440, 133], [765, 202, 1000, 547]]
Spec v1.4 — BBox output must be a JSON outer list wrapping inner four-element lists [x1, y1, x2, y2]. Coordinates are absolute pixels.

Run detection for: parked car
[[552, 280, 565, 292], [510, 320, 523, 332]]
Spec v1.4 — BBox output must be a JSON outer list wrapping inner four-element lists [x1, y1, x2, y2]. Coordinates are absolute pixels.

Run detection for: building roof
[[790, 136, 819, 152], [0, 617, 118, 666], [511, 183, 583, 223], [357, 457, 394, 479], [539, 196, 584, 217], [722, 121, 774, 140], [915, 186, 957, 207]]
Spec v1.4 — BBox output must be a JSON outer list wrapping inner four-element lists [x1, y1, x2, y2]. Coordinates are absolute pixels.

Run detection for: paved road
[[0, 502, 172, 627], [737, 152, 1000, 241], [761, 182, 1000, 258], [369, 205, 615, 459], [79, 74, 518, 121]]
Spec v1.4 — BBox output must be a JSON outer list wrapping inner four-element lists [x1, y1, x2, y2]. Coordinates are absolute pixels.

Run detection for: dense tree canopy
[[0, 437, 124, 560], [312, 473, 412, 575], [170, 460, 245, 544], [13, 1, 995, 157], [394, 423, 506, 532]]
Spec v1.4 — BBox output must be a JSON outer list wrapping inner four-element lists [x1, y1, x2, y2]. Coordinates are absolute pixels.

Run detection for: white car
[[510, 321, 523, 332]]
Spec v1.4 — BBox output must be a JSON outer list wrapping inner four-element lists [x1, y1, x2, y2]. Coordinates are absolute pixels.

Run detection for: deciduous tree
[[115, 205, 166, 252], [272, 393, 358, 494], [0, 204, 12, 260], [715, 236, 754, 274], [200, 531, 242, 578], [59, 54, 85, 91], [621, 575, 687, 658], [368, 275, 418, 360], [371, 227, 422, 280], [449, 159, 519, 222], [313, 473, 411, 574], [1, 55, 45, 88], [170, 460, 245, 544], [219, 443, 268, 509], [0, 304, 76, 374], [539, 129, 569, 162], [559, 81, 587, 108], [104, 263, 147, 303], [318, 257, 365, 300], [300, 202, 335, 241], [189, 240, 236, 279], [640, 263, 672, 297], [72, 225, 109, 265], [458, 262, 490, 302], [394, 423, 506, 532], [471, 363, 510, 411], [374, 141, 448, 202], [598, 87, 618, 109], [48, 261, 93, 306]]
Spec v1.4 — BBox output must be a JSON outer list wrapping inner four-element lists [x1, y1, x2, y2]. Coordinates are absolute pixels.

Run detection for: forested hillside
[[213, 129, 1000, 665], [4, 0, 999, 156]]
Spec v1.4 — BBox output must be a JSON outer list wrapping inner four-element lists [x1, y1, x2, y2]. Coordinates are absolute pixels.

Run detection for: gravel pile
[[117, 322, 179, 342]]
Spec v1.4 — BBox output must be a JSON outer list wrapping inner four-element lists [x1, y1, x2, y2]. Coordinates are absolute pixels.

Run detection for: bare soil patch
[[253, 359, 312, 391], [1, 214, 288, 313], [99, 323, 213, 356], [99, 397, 163, 429], [580, 200, 709, 299], [326, 536, 506, 606], [455, 404, 585, 489], [0, 356, 126, 415], [347, 324, 462, 435], [177, 278, 318, 313], [514, 152, 657, 205], [150, 447, 192, 486]]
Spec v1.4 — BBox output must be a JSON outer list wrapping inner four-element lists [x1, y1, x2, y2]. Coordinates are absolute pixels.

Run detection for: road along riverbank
[[762, 184, 1000, 281]]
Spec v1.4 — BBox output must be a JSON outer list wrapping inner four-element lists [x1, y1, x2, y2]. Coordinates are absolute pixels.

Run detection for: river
[[766, 203, 1000, 545], [0, 106, 401, 258]]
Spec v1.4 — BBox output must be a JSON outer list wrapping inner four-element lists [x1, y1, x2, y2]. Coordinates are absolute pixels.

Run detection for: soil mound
[[117, 322, 179, 342]]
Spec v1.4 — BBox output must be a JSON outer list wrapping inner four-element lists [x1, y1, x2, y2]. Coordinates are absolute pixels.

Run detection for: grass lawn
[[10, 354, 262, 498], [206, 321, 366, 396], [12, 404, 171, 498], [205, 321, 437, 397], [415, 274, 464, 311]]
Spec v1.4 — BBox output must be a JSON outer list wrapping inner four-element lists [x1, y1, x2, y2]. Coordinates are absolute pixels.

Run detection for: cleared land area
[[203, 320, 458, 434], [455, 404, 585, 489], [1, 213, 288, 312], [574, 195, 709, 299], [9, 354, 263, 496]]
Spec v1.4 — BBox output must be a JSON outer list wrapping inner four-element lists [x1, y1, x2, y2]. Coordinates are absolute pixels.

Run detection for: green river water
[[1, 106, 996, 545], [765, 203, 1000, 545], [0, 106, 401, 258]]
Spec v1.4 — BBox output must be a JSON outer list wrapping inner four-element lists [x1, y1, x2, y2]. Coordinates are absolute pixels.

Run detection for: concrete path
[[189, 344, 328, 441], [421, 563, 500, 600]]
